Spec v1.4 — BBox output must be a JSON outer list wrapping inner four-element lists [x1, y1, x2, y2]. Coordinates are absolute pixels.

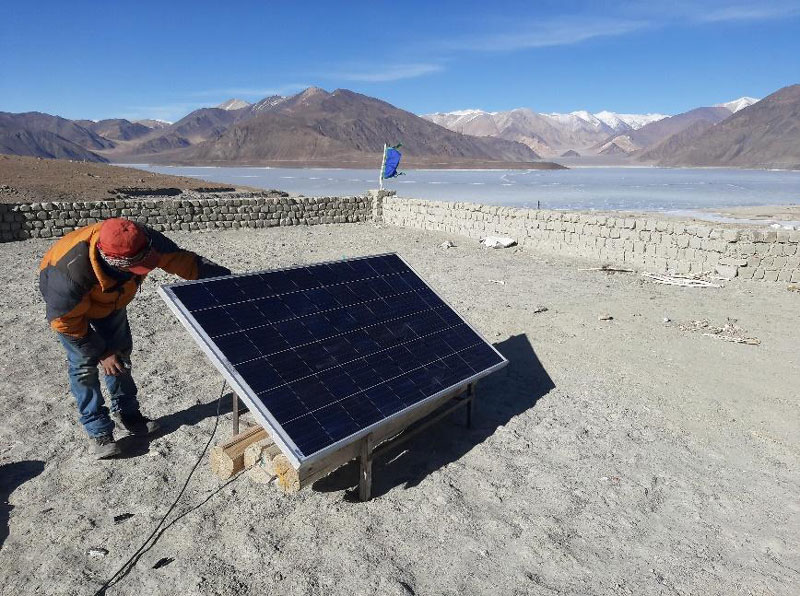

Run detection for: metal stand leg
[[466, 383, 475, 428], [359, 434, 373, 502], [232, 392, 240, 436]]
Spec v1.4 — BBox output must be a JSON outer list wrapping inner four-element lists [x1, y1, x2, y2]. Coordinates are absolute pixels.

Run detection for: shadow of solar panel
[[159, 253, 507, 466]]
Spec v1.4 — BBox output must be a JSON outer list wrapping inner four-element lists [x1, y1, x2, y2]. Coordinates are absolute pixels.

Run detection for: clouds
[[441, 17, 648, 53], [691, 2, 800, 23], [440, 2, 800, 54], [326, 63, 444, 83], [354, 1, 799, 83]]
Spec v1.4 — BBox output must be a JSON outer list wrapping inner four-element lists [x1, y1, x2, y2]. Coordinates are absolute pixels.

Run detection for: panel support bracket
[[232, 392, 240, 437], [356, 382, 476, 501]]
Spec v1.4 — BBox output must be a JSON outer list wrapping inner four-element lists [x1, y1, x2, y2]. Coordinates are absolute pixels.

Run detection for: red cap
[[98, 218, 160, 274]]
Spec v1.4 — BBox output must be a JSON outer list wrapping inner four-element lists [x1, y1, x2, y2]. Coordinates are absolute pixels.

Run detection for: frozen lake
[[122, 165, 800, 214]]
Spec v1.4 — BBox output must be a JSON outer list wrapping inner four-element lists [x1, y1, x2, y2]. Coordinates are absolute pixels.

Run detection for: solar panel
[[158, 254, 507, 468]]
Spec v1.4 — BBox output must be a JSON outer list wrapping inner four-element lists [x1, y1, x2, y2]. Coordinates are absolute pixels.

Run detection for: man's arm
[[148, 229, 231, 280]]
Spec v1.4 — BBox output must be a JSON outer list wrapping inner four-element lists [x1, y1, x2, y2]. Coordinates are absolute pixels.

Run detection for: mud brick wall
[[382, 197, 800, 283], [0, 194, 371, 242]]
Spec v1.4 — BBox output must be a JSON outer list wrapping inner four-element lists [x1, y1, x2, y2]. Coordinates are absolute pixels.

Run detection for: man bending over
[[39, 218, 231, 458]]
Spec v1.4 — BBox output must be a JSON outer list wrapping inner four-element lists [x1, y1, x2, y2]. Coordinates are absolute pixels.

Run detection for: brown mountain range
[[3, 83, 796, 169], [0, 88, 552, 168], [0, 113, 108, 162], [644, 84, 800, 169], [174, 88, 544, 167]]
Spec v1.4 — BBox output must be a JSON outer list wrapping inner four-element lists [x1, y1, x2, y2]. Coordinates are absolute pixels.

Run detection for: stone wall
[[3, 190, 798, 283], [382, 197, 800, 282], [0, 193, 372, 242]]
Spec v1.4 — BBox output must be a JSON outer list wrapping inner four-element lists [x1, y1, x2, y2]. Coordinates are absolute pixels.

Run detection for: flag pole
[[379, 143, 386, 191]]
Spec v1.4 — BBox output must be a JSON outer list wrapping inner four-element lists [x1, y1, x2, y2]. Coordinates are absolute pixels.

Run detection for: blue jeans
[[58, 308, 140, 438]]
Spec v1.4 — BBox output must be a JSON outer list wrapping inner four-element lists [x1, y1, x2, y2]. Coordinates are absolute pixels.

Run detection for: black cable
[[94, 380, 229, 595]]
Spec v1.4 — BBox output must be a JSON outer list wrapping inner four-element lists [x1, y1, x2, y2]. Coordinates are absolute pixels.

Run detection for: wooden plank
[[244, 438, 282, 484], [272, 454, 300, 492], [209, 425, 268, 480], [359, 434, 374, 501]]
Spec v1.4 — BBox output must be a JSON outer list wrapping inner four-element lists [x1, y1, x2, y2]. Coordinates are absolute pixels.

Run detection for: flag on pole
[[379, 143, 403, 189]]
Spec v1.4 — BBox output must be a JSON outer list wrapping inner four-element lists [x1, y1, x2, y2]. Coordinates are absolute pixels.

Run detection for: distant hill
[[0, 112, 113, 151], [117, 107, 249, 155], [79, 118, 152, 141], [135, 119, 172, 129], [647, 84, 800, 169], [637, 120, 715, 162], [0, 113, 108, 162], [595, 107, 732, 155], [178, 88, 546, 166], [0, 129, 108, 162]]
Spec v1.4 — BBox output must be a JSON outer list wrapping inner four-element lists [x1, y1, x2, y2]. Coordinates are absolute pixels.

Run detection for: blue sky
[[2, 0, 799, 121]]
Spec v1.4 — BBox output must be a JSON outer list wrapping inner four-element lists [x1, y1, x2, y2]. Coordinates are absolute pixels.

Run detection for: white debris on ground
[[480, 236, 516, 249], [677, 318, 761, 345]]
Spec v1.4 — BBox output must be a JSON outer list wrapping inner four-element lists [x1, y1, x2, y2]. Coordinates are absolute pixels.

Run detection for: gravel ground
[[1, 223, 798, 596]]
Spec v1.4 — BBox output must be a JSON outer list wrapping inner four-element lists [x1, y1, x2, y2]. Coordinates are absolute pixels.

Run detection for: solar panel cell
[[160, 253, 506, 463], [260, 387, 309, 423], [190, 308, 236, 337], [315, 403, 360, 441], [282, 415, 331, 455], [341, 395, 383, 427], [207, 279, 248, 306], [243, 327, 289, 356], [214, 332, 260, 365], [171, 283, 217, 310], [236, 360, 282, 394]]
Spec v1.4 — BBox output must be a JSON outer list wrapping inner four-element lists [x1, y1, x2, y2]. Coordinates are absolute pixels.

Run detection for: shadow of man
[[1, 460, 45, 549], [313, 334, 554, 499], [115, 391, 247, 457]]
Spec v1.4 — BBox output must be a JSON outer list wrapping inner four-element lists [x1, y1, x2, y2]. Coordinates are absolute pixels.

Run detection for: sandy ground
[[1, 223, 799, 596], [0, 155, 255, 203]]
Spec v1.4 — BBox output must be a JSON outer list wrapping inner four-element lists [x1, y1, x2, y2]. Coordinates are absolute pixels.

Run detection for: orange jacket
[[39, 223, 226, 342]]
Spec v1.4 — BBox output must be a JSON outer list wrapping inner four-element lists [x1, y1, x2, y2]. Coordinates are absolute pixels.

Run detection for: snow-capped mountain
[[714, 96, 759, 113], [249, 95, 288, 113], [541, 110, 667, 133], [134, 118, 172, 129], [424, 96, 765, 158], [424, 107, 668, 156], [593, 111, 668, 131], [216, 98, 252, 111]]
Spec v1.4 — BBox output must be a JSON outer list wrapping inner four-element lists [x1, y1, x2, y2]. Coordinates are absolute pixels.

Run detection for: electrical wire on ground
[[94, 380, 230, 595]]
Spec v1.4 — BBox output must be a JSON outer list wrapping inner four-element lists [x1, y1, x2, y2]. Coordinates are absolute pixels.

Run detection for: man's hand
[[100, 353, 128, 376]]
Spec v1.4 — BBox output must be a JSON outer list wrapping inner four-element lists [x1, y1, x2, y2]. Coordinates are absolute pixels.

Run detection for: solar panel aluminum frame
[[158, 253, 508, 471]]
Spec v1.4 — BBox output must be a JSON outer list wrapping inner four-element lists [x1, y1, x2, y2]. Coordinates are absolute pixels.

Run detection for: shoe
[[112, 411, 161, 436], [92, 434, 122, 459]]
